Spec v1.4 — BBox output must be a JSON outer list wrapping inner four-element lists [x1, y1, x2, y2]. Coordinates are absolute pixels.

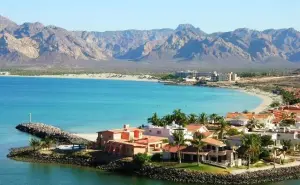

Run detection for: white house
[[143, 123, 212, 142], [225, 112, 275, 129]]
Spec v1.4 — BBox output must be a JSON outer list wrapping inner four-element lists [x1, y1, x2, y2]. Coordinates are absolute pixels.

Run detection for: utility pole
[[29, 113, 32, 123]]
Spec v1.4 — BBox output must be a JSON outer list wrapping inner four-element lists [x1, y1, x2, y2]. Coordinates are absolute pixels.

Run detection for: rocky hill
[[0, 15, 299, 68]]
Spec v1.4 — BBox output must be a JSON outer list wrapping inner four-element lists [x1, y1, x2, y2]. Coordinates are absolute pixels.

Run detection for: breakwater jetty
[[16, 123, 91, 144]]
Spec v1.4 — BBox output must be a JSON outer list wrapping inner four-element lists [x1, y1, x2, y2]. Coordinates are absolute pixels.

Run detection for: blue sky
[[0, 0, 299, 33]]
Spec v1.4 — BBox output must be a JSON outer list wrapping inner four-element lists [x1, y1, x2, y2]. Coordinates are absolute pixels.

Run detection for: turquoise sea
[[0, 76, 298, 185]]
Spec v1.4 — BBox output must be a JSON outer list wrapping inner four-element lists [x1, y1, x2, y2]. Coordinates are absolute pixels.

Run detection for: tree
[[261, 135, 274, 147], [41, 136, 54, 150], [270, 101, 280, 108], [147, 113, 162, 126], [198, 112, 208, 125], [215, 117, 229, 139], [242, 134, 261, 169], [243, 110, 249, 114], [188, 113, 198, 124], [171, 130, 186, 164], [162, 114, 174, 126], [133, 153, 151, 166], [246, 118, 263, 131], [282, 139, 292, 160], [227, 128, 241, 136], [172, 109, 188, 127], [29, 138, 41, 151], [191, 132, 206, 166], [209, 113, 218, 124]]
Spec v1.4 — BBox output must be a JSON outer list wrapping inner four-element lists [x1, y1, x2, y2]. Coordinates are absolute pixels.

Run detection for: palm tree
[[215, 117, 229, 139], [29, 138, 41, 151], [162, 114, 174, 126], [171, 129, 186, 164], [281, 139, 292, 160], [147, 112, 162, 126], [172, 109, 188, 127], [191, 132, 206, 166], [41, 136, 54, 150], [242, 134, 261, 169], [188, 113, 198, 124], [198, 112, 208, 125], [209, 113, 218, 124], [246, 118, 263, 131]]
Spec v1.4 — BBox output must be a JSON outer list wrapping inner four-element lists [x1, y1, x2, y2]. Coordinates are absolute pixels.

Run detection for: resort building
[[97, 124, 167, 157], [225, 112, 275, 128], [217, 72, 239, 82], [143, 123, 212, 142], [162, 137, 240, 167]]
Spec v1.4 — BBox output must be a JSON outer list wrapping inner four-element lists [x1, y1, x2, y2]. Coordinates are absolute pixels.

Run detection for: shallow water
[[0, 76, 296, 185]]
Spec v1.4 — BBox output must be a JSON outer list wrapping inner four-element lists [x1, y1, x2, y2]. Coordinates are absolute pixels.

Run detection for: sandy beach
[[0, 73, 158, 82], [224, 86, 282, 113]]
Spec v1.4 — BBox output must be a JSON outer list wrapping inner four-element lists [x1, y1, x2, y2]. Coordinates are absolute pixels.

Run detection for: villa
[[97, 124, 167, 157], [162, 137, 240, 167], [143, 123, 212, 142], [225, 112, 275, 128]]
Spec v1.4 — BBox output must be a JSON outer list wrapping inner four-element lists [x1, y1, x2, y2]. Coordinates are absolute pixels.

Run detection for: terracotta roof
[[98, 127, 144, 134], [226, 112, 273, 120], [106, 140, 146, 148], [202, 131, 213, 137], [134, 136, 166, 144], [163, 144, 187, 153], [201, 138, 226, 147], [185, 124, 207, 132]]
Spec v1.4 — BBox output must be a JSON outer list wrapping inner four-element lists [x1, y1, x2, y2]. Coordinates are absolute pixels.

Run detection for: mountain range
[[0, 15, 299, 69]]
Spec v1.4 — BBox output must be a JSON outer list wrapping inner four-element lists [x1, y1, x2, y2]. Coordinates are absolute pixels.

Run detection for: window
[[149, 130, 152, 133], [157, 131, 161, 134]]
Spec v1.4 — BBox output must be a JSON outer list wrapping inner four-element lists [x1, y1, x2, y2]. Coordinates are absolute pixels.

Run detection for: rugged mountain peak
[[176, 24, 196, 30], [0, 15, 18, 31]]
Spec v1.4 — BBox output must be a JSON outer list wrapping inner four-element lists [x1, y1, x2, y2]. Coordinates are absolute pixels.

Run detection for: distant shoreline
[[0, 73, 159, 82], [0, 74, 280, 113]]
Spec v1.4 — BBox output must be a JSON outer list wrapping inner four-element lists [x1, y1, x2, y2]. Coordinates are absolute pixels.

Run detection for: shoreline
[[220, 85, 282, 113], [0, 73, 159, 82], [1, 74, 280, 114]]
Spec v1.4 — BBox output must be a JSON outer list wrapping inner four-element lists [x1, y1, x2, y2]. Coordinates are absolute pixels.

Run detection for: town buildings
[[97, 124, 167, 157], [162, 137, 240, 167], [175, 70, 239, 82], [143, 123, 212, 142], [225, 112, 275, 128]]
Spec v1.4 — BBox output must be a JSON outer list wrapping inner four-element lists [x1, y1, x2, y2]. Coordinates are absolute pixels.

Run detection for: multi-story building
[[143, 123, 212, 142], [97, 124, 167, 157]]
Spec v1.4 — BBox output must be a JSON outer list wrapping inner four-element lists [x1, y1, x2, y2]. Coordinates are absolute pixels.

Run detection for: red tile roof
[[185, 124, 207, 132], [163, 144, 187, 153], [201, 138, 226, 147], [226, 112, 273, 120]]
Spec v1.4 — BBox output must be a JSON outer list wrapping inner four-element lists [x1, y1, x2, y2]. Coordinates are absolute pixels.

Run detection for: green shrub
[[133, 153, 150, 166], [259, 149, 270, 159], [227, 128, 240, 136], [151, 153, 162, 162]]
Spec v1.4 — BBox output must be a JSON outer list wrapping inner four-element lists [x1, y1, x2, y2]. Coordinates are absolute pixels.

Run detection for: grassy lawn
[[153, 162, 230, 174]]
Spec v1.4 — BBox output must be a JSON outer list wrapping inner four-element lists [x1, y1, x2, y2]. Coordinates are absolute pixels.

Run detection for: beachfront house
[[225, 112, 275, 128], [143, 123, 212, 142], [162, 137, 241, 167], [97, 124, 167, 157]]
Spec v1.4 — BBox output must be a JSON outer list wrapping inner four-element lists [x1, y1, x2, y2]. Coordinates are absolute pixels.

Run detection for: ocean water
[[0, 76, 297, 185]]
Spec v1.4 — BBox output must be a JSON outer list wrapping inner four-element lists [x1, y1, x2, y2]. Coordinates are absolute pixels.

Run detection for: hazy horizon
[[1, 0, 299, 33]]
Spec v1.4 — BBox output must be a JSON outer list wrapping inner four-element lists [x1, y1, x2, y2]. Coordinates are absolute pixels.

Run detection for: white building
[[143, 123, 212, 142], [225, 112, 275, 129]]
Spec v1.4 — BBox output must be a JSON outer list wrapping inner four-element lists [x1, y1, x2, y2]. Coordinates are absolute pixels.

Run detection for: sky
[[0, 0, 299, 33]]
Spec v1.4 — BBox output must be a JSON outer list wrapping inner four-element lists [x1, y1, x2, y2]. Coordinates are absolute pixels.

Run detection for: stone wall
[[7, 148, 300, 185], [16, 123, 91, 144]]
